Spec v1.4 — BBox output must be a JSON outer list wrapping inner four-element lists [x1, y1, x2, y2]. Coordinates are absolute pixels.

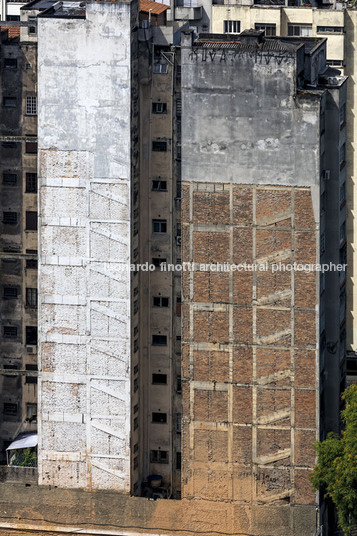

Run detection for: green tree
[[311, 385, 357, 535]]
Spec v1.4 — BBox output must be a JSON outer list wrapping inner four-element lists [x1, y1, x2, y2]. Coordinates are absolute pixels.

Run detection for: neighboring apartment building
[[180, 30, 346, 532], [211, 1, 357, 359], [0, 15, 38, 462]]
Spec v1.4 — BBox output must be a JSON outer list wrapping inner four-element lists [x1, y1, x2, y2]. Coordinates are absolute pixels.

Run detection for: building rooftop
[[139, 0, 169, 15]]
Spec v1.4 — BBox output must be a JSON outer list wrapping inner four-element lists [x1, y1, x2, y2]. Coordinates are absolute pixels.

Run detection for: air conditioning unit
[[176, 236, 181, 246], [323, 170, 331, 180], [26, 345, 36, 354]]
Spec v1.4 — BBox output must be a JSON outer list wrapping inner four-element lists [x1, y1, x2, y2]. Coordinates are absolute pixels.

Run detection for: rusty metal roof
[[139, 0, 169, 15]]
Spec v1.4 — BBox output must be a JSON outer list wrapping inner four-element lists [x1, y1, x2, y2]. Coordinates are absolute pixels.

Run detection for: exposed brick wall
[[182, 182, 319, 508]]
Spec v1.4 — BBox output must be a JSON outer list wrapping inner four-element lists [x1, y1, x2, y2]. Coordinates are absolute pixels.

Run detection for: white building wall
[[37, 1, 132, 491]]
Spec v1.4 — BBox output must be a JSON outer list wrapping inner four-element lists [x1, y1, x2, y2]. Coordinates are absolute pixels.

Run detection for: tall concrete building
[[180, 30, 346, 529], [0, 12, 38, 461], [0, 2, 351, 536]]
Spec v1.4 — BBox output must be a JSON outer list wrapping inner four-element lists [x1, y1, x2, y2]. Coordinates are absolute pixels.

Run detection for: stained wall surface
[[37, 1, 133, 490], [181, 35, 320, 523]]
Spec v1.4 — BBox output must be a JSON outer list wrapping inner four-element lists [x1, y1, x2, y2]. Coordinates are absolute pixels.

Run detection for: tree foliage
[[311, 385, 357, 535]]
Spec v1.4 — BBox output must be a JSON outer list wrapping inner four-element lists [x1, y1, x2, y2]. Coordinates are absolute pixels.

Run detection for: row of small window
[[3, 326, 37, 344], [4, 402, 37, 418], [2, 211, 37, 229], [3, 97, 37, 115], [2, 258, 37, 270], [3, 172, 37, 191], [3, 287, 37, 305], [223, 20, 343, 37], [2, 141, 37, 153]]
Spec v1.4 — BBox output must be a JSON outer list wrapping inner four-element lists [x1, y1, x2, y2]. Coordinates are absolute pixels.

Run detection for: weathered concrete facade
[[0, 21, 38, 459], [180, 31, 345, 532], [37, 1, 136, 490]]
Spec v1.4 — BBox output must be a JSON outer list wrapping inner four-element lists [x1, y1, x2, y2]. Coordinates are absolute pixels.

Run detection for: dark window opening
[[152, 335, 167, 346], [3, 173, 17, 185], [4, 287, 17, 299], [3, 403, 17, 415], [152, 180, 167, 191], [26, 173, 37, 193], [153, 219, 167, 233], [26, 326, 37, 345], [4, 326, 17, 339], [176, 452, 181, 470], [4, 58, 17, 68], [3, 97, 16, 108], [150, 450, 168, 463], [26, 288, 37, 307], [152, 412, 167, 423], [152, 141, 167, 152], [153, 296, 169, 307], [26, 211, 37, 230], [26, 259, 37, 269], [152, 257, 167, 267], [3, 212, 17, 224], [152, 373, 167, 384], [152, 102, 167, 114], [2, 142, 17, 149], [25, 142, 37, 154]]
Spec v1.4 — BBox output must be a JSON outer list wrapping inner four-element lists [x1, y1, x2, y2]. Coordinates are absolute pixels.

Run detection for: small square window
[[4, 287, 17, 299], [26, 259, 37, 269], [26, 173, 37, 193], [3, 403, 17, 416], [224, 20, 240, 34], [152, 373, 167, 384], [152, 180, 167, 191], [153, 219, 167, 233], [152, 102, 167, 114], [3, 212, 17, 224], [152, 412, 167, 423], [25, 142, 37, 154], [153, 296, 169, 307], [4, 58, 17, 68], [153, 63, 168, 74], [3, 173, 17, 186], [152, 334, 167, 346], [152, 141, 167, 152], [4, 326, 17, 339], [3, 97, 16, 108]]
